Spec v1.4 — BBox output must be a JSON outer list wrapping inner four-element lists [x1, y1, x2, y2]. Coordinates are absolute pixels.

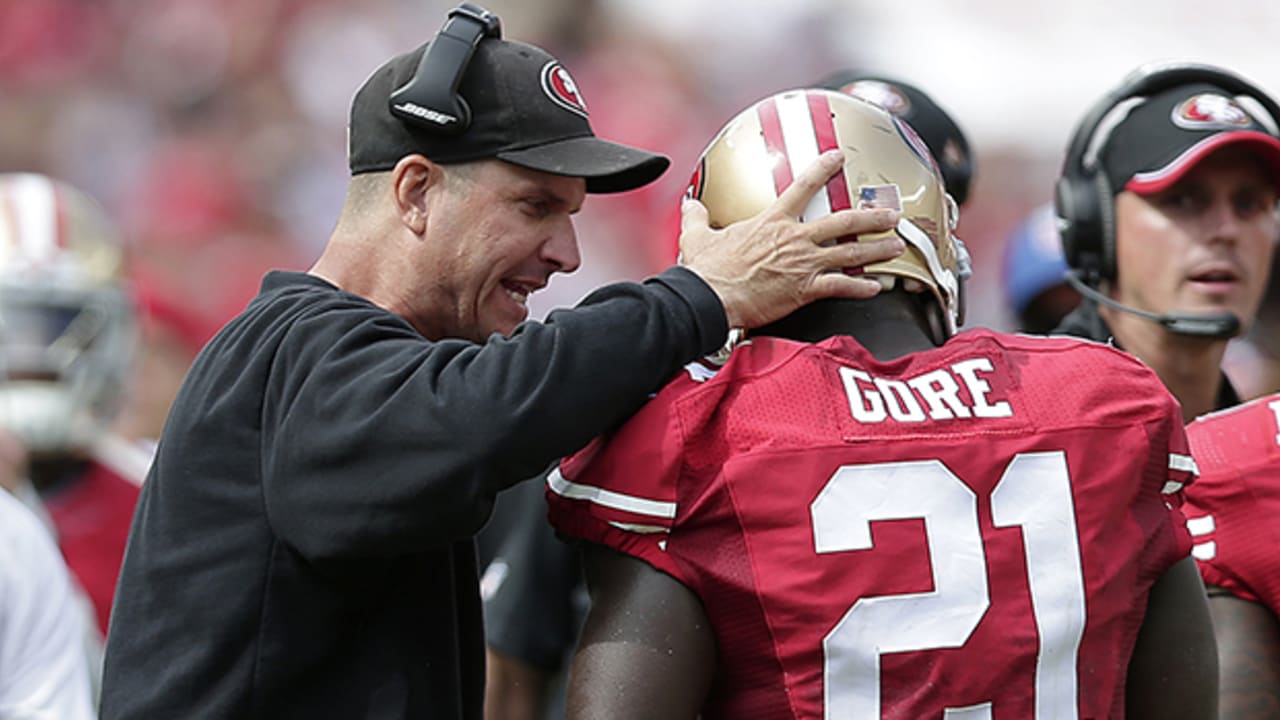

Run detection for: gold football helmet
[[0, 173, 136, 456], [686, 88, 969, 335]]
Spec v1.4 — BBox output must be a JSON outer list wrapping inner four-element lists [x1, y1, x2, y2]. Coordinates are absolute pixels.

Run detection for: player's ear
[[390, 154, 439, 236]]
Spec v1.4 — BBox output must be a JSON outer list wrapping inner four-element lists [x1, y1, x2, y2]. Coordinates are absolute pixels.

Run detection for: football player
[[1182, 394, 1280, 717], [0, 172, 148, 637], [547, 90, 1216, 719], [483, 71, 988, 720]]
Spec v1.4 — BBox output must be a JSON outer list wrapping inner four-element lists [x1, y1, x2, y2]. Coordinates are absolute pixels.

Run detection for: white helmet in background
[[686, 88, 969, 335], [0, 173, 136, 456]]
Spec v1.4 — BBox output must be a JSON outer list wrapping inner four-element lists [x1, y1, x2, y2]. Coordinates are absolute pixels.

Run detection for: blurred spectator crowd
[[0, 0, 1043, 336], [2, 0, 1275, 346]]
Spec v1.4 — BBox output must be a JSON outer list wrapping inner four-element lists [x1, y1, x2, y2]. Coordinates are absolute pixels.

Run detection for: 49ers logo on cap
[[541, 62, 589, 118], [1172, 93, 1252, 130]]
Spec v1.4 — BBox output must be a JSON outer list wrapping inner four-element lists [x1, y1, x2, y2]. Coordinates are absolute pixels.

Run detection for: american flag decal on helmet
[[859, 184, 903, 212]]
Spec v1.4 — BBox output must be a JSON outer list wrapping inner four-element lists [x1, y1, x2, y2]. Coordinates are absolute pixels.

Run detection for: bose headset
[[1054, 62, 1280, 338], [388, 3, 502, 135]]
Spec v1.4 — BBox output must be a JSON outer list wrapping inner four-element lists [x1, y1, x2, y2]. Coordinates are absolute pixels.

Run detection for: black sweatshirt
[[100, 267, 728, 719]]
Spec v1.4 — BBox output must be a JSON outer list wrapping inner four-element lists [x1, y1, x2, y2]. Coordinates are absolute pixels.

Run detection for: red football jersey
[[548, 329, 1195, 720], [42, 460, 143, 632], [1182, 393, 1280, 616]]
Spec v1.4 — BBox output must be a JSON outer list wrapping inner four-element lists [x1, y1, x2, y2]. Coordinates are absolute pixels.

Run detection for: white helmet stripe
[[3, 174, 60, 263], [756, 98, 794, 193], [807, 92, 853, 214], [773, 92, 830, 222]]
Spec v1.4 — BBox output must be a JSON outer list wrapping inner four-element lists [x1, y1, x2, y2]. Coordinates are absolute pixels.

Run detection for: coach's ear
[[390, 154, 440, 236], [566, 544, 715, 719]]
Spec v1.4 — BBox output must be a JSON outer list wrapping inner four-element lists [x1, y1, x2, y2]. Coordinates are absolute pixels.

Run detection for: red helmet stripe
[[756, 97, 794, 196], [808, 91, 861, 267], [807, 91, 851, 213]]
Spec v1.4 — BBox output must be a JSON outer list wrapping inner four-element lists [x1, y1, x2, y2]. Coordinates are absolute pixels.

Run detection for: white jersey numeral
[[811, 452, 1086, 719]]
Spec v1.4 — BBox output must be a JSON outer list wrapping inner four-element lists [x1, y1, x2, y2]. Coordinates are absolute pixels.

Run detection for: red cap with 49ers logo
[[348, 38, 669, 193], [1099, 81, 1280, 195]]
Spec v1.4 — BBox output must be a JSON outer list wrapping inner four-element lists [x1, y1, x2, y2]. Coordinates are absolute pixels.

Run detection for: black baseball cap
[[348, 38, 670, 194], [1100, 82, 1280, 195], [819, 71, 974, 206]]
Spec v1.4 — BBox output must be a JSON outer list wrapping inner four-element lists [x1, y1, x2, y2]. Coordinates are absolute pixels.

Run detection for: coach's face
[[1112, 146, 1279, 333], [417, 159, 584, 343]]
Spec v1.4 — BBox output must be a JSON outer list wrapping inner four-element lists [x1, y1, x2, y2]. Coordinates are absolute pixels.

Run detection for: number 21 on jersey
[[811, 452, 1086, 719]]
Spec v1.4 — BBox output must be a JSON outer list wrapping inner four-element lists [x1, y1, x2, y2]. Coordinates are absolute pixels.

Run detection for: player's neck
[[755, 291, 944, 361]]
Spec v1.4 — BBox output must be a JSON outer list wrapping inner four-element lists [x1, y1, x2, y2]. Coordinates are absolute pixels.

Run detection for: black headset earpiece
[[1055, 62, 1280, 284], [1054, 154, 1114, 284], [388, 3, 502, 136]]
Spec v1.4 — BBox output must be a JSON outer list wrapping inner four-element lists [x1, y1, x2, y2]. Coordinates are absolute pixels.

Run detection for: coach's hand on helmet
[[679, 150, 904, 330]]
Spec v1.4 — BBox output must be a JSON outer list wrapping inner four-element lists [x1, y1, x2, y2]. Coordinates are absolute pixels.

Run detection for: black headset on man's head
[[388, 3, 501, 136], [1054, 62, 1280, 338], [1056, 62, 1280, 283]]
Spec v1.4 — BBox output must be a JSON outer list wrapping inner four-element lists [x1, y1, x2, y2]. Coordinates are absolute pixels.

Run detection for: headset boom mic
[[1063, 271, 1240, 339]]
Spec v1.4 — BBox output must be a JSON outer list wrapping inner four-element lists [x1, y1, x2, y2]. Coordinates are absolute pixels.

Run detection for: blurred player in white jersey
[[0, 172, 147, 639]]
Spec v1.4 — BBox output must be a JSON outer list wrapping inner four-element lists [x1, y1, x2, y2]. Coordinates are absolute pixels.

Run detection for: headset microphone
[[1063, 270, 1240, 339]]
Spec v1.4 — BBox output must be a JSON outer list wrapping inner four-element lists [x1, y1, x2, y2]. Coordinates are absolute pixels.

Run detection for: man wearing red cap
[[1053, 62, 1280, 715]]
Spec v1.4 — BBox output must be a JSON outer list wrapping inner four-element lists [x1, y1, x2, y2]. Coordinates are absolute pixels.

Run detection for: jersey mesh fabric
[[1183, 394, 1280, 614], [547, 329, 1194, 719]]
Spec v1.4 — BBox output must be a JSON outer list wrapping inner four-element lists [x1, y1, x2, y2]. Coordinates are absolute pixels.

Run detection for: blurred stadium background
[[3, 0, 1277, 337]]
